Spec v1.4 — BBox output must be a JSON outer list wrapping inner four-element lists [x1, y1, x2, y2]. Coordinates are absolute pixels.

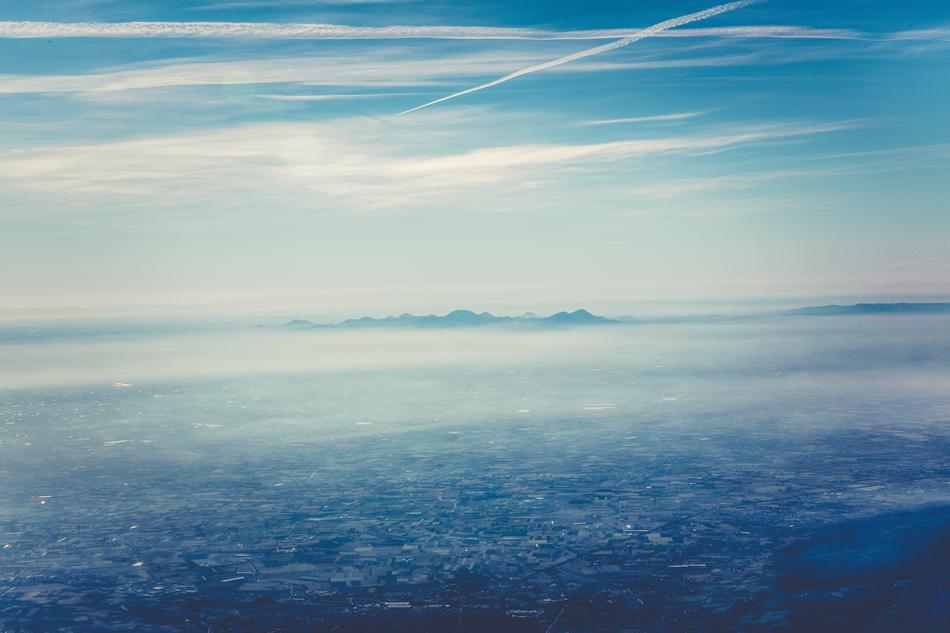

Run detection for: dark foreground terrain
[[1, 315, 948, 631]]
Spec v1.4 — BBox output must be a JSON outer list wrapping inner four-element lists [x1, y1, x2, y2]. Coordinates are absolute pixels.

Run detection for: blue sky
[[1, 0, 948, 318]]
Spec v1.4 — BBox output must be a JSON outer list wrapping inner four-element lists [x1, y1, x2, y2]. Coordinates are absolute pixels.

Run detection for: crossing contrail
[[398, 0, 764, 116]]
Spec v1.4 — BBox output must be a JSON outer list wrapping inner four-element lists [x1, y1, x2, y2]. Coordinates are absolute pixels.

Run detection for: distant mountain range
[[285, 303, 950, 330], [784, 302, 950, 316], [286, 309, 617, 329]]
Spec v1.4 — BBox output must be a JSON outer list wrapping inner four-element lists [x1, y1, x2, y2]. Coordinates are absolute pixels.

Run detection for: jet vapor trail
[[398, 0, 764, 116]]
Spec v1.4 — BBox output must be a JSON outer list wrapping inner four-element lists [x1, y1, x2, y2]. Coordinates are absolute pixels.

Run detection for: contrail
[[398, 0, 764, 116]]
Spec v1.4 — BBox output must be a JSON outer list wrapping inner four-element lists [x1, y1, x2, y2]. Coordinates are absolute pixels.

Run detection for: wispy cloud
[[665, 26, 862, 39], [0, 50, 762, 97], [805, 143, 950, 162], [0, 51, 539, 95], [0, 20, 865, 41], [889, 28, 950, 41], [255, 91, 423, 101], [0, 118, 858, 217], [0, 21, 585, 40], [199, 0, 412, 8], [579, 112, 708, 126]]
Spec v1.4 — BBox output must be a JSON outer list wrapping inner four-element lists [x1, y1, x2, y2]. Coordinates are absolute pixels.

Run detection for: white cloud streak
[[0, 20, 861, 41], [255, 91, 423, 101], [579, 112, 707, 126], [0, 21, 603, 40], [888, 28, 950, 41], [1, 19, 941, 46], [0, 50, 762, 97], [0, 118, 856, 216], [201, 0, 409, 8], [0, 51, 543, 94], [397, 0, 764, 115]]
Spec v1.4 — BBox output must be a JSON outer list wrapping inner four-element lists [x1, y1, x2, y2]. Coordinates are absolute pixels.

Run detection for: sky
[[1, 0, 949, 319]]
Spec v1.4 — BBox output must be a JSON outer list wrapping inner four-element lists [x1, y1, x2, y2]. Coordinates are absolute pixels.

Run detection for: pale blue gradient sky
[[1, 0, 948, 318]]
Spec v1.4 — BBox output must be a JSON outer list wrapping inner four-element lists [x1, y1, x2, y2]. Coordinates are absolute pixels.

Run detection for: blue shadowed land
[[1, 308, 948, 631]]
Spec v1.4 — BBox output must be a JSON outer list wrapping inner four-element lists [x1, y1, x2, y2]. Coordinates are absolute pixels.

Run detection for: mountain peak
[[544, 309, 613, 325], [285, 319, 316, 328]]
